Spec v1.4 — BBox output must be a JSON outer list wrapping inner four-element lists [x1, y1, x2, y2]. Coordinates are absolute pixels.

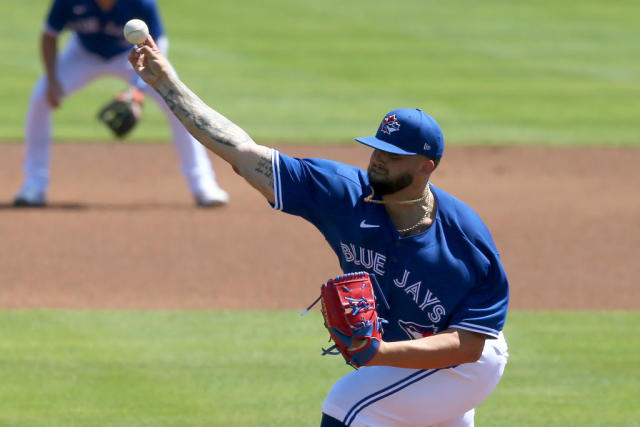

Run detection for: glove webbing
[[300, 272, 390, 316]]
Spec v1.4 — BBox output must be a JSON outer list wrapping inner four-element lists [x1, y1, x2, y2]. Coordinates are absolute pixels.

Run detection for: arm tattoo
[[158, 84, 250, 149], [254, 156, 273, 180]]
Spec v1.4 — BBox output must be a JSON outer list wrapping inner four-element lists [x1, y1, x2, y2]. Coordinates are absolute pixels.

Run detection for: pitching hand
[[128, 36, 173, 88]]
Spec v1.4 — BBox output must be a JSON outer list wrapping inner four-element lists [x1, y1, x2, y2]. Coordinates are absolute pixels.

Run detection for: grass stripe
[[0, 310, 638, 425], [0, 1, 638, 144]]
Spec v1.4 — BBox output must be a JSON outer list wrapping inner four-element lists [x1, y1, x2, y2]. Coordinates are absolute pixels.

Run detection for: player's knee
[[320, 413, 347, 427]]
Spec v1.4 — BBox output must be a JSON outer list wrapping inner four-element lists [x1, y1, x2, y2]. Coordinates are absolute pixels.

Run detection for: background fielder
[[129, 36, 509, 426], [14, 0, 228, 207]]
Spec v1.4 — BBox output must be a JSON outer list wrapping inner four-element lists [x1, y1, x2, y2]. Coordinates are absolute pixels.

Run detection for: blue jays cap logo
[[355, 108, 445, 158], [380, 114, 401, 135]]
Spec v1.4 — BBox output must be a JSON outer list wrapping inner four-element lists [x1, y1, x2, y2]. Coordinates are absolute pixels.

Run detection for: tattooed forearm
[[157, 80, 251, 150], [254, 156, 273, 180]]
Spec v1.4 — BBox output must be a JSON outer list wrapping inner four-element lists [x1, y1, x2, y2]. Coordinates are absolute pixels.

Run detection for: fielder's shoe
[[195, 187, 229, 208], [13, 186, 47, 207]]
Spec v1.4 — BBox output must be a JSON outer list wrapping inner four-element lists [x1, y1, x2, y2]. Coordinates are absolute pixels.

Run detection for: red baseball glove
[[306, 272, 387, 368]]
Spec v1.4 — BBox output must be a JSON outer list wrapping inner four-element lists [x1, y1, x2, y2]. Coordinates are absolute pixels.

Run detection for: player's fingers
[[136, 45, 156, 59], [143, 35, 159, 51], [128, 50, 142, 70], [128, 50, 139, 67], [46, 87, 58, 107], [47, 93, 60, 108]]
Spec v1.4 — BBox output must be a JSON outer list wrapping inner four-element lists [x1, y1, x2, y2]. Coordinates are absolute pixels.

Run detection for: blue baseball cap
[[355, 108, 444, 159]]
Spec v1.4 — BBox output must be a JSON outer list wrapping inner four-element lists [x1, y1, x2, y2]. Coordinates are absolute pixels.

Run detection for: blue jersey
[[45, 0, 164, 59], [272, 152, 509, 342]]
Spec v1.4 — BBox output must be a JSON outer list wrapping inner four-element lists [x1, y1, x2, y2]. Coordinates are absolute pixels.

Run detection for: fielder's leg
[[149, 90, 228, 206], [19, 75, 55, 205], [18, 34, 103, 205]]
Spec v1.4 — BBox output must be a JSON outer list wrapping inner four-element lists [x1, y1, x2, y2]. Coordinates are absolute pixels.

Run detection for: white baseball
[[123, 19, 149, 45]]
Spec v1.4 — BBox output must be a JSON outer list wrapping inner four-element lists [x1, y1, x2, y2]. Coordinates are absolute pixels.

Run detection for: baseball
[[123, 19, 149, 45]]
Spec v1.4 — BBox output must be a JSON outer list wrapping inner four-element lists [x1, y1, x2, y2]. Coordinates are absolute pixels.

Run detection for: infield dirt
[[1, 143, 638, 310]]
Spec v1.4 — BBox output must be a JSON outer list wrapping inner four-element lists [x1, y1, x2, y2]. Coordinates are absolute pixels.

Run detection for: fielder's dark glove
[[97, 88, 144, 138]]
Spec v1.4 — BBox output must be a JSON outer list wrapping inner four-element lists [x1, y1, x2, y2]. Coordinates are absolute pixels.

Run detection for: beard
[[368, 169, 414, 196]]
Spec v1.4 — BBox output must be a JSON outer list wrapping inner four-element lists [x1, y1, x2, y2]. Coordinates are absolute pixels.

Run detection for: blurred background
[[2, 0, 638, 145]]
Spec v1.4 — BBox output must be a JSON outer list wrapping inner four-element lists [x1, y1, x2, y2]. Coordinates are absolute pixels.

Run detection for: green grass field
[[1, 311, 638, 426], [1, 0, 639, 144]]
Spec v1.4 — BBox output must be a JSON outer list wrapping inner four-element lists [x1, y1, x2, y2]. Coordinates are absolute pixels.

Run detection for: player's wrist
[[152, 68, 177, 90], [365, 339, 386, 366], [153, 76, 172, 95]]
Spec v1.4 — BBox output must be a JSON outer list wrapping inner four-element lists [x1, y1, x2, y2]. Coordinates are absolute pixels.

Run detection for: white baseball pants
[[322, 333, 509, 427]]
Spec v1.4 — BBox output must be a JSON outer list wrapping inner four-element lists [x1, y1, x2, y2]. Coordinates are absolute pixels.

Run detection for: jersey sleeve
[[448, 247, 509, 338], [45, 0, 70, 35], [138, 0, 165, 39], [270, 150, 364, 223]]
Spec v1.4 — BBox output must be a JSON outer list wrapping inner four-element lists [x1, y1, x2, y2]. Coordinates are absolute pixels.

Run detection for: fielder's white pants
[[322, 333, 509, 427], [22, 33, 219, 196]]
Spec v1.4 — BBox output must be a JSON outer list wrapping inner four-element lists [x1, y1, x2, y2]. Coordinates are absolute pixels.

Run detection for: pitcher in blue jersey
[[130, 35, 510, 427], [14, 0, 228, 207]]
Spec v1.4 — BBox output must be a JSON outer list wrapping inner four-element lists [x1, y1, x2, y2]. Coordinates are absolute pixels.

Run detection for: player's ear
[[417, 157, 436, 175]]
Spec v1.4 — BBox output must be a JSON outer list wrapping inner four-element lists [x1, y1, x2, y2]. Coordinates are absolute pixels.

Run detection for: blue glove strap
[[349, 337, 380, 367]]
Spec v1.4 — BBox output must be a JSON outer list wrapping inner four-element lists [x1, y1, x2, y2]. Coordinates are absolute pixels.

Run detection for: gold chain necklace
[[396, 186, 433, 234], [363, 187, 429, 205]]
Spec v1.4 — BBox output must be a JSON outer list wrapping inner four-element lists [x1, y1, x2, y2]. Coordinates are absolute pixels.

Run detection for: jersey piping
[[272, 150, 283, 210]]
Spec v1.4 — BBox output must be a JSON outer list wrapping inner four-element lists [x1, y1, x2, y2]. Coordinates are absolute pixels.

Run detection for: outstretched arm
[[128, 36, 275, 202]]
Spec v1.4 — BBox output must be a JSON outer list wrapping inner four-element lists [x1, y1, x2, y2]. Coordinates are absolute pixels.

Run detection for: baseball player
[[13, 0, 228, 207], [130, 36, 510, 426]]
